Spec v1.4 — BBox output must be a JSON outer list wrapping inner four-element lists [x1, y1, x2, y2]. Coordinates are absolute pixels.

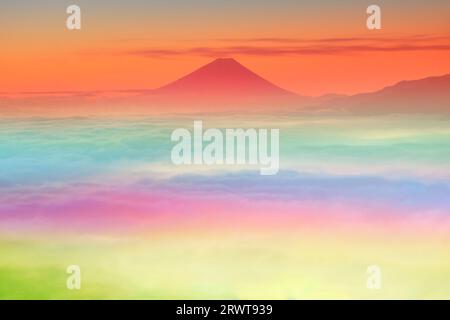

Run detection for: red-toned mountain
[[321, 74, 450, 113], [146, 58, 306, 109], [157, 58, 294, 96]]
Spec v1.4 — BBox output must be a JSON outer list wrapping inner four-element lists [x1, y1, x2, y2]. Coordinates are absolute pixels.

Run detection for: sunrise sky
[[1, 0, 450, 96]]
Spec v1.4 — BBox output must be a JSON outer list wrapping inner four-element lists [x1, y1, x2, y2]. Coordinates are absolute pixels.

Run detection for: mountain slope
[[321, 74, 450, 113]]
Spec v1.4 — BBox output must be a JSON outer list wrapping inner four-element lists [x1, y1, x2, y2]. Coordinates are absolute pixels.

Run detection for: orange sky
[[1, 1, 450, 96]]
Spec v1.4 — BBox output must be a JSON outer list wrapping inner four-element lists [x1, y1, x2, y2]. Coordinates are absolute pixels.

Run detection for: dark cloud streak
[[127, 44, 450, 58], [120, 35, 450, 58]]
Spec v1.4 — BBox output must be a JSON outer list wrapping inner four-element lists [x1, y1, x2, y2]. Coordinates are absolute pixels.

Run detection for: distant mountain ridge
[[320, 74, 450, 113]]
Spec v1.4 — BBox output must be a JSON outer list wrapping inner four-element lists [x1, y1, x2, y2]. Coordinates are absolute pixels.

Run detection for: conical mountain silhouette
[[155, 58, 297, 98]]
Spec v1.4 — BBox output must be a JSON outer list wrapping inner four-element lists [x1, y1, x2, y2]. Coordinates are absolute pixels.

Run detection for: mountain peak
[[210, 57, 240, 64], [207, 57, 246, 69]]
